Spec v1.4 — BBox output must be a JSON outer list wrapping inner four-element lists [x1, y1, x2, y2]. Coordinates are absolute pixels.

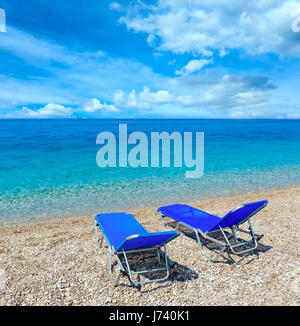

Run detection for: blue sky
[[0, 0, 300, 118]]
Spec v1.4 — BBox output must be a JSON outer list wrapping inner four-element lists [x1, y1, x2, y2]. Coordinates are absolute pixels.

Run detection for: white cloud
[[285, 112, 300, 118], [0, 15, 298, 119], [91, 76, 278, 118], [20, 104, 73, 119], [0, 76, 74, 106], [139, 86, 173, 103], [174, 74, 275, 111], [112, 89, 141, 110], [109, 2, 124, 12], [0, 26, 167, 115], [120, 0, 300, 57], [111, 87, 173, 110], [128, 90, 138, 108], [0, 27, 78, 65], [175, 59, 213, 76], [84, 98, 119, 113], [228, 110, 265, 119]]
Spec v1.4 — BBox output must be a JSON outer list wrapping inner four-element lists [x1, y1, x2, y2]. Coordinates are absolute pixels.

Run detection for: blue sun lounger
[[94, 212, 179, 286], [158, 200, 267, 261]]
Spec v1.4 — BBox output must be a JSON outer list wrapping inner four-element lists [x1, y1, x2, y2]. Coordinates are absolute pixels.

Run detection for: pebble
[[0, 187, 299, 306]]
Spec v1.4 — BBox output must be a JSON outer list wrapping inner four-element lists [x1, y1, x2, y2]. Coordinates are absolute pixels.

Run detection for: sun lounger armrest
[[115, 231, 179, 252]]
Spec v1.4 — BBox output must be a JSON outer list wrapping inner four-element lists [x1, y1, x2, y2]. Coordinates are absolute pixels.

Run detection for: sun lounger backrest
[[96, 212, 146, 247], [96, 212, 178, 252], [211, 200, 268, 230], [115, 231, 179, 252]]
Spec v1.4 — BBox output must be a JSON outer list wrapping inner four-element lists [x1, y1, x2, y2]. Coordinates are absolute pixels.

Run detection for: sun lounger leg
[[157, 250, 161, 264], [95, 220, 104, 248], [230, 226, 252, 251], [230, 227, 240, 244], [121, 250, 136, 286], [94, 220, 99, 247], [119, 246, 172, 287], [218, 219, 258, 255], [159, 211, 166, 230], [157, 247, 176, 267], [175, 221, 225, 262], [107, 246, 124, 287], [163, 245, 171, 275], [195, 230, 226, 262]]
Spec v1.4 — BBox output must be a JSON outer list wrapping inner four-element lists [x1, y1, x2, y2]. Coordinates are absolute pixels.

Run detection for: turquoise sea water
[[0, 119, 299, 225]]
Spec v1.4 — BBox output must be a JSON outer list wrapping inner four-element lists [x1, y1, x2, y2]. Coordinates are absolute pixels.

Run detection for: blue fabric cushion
[[95, 212, 178, 252], [158, 200, 267, 232], [117, 231, 178, 251], [158, 204, 222, 232], [212, 200, 268, 231]]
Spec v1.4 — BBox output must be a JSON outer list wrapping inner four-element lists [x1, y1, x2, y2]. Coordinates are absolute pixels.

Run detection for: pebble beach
[[0, 187, 299, 306]]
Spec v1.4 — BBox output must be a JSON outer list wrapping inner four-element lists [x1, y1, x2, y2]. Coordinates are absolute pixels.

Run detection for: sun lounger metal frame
[[158, 201, 267, 262], [94, 214, 178, 287]]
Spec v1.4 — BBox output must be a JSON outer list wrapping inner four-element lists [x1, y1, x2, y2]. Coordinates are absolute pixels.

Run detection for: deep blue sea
[[0, 119, 299, 225]]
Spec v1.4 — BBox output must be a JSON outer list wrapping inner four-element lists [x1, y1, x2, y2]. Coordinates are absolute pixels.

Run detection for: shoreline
[[1, 183, 300, 228], [0, 186, 299, 305]]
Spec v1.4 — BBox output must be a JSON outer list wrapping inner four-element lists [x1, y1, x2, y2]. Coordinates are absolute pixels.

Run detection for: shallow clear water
[[0, 119, 299, 224]]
